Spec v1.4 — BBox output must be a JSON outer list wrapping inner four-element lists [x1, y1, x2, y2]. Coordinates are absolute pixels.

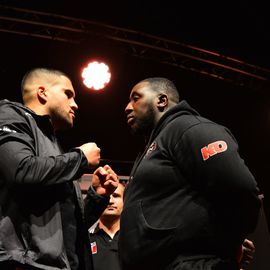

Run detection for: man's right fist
[[78, 142, 100, 168]]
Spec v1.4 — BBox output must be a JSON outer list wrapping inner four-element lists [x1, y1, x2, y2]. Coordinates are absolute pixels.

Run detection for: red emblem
[[201, 140, 227, 161], [91, 241, 97, 254], [145, 141, 157, 158]]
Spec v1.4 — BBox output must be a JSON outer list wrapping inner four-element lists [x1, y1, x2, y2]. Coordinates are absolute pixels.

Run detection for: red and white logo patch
[[144, 141, 157, 158], [91, 241, 97, 254], [201, 140, 228, 161]]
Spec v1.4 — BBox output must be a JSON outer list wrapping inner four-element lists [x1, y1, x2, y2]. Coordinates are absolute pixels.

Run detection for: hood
[[148, 100, 199, 144]]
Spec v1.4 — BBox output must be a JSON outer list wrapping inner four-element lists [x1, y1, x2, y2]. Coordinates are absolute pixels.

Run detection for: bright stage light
[[81, 61, 111, 90]]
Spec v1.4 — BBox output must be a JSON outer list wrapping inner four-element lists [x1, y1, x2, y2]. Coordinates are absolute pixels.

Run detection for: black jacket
[[119, 101, 261, 270], [0, 99, 108, 270]]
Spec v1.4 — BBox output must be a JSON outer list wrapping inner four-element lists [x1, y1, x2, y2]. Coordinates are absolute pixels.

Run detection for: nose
[[125, 102, 133, 114], [71, 98, 78, 111], [109, 195, 115, 204]]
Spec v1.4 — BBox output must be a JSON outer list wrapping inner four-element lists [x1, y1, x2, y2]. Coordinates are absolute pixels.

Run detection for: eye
[[132, 95, 140, 102], [65, 90, 74, 99]]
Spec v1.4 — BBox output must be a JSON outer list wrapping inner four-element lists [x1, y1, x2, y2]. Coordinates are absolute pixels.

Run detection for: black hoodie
[[0, 99, 109, 270], [119, 100, 261, 270]]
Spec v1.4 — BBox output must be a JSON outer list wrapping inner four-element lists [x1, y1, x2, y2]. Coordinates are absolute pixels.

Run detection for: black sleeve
[[174, 122, 261, 234], [0, 107, 89, 187], [0, 140, 89, 186]]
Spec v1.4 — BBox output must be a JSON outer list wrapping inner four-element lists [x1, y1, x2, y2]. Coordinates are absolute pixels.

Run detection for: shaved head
[[21, 68, 69, 104], [139, 77, 180, 104]]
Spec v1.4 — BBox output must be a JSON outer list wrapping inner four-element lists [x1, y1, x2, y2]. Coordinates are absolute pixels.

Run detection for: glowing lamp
[[81, 61, 111, 90]]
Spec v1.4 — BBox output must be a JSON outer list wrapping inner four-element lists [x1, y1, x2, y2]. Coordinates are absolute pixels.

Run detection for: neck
[[99, 217, 120, 239], [25, 102, 47, 116]]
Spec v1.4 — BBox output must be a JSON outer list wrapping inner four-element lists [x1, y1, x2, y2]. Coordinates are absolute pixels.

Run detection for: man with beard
[[0, 67, 118, 270], [118, 77, 261, 270]]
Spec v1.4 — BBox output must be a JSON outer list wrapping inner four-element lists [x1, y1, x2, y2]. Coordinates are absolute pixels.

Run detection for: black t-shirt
[[89, 229, 121, 270]]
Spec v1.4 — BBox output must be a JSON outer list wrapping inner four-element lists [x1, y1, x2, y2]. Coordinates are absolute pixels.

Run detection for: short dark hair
[[140, 77, 180, 103], [21, 67, 69, 93]]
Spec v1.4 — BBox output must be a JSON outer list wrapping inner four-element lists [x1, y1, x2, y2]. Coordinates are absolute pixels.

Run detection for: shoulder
[[0, 99, 29, 118], [0, 100, 36, 136], [164, 114, 234, 149], [163, 114, 217, 139]]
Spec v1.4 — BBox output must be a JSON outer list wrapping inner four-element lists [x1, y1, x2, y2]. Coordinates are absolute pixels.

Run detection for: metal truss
[[1, 4, 270, 90]]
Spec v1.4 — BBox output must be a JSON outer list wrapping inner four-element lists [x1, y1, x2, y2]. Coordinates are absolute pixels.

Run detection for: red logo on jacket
[[144, 141, 157, 158], [91, 241, 97, 254], [201, 140, 227, 161]]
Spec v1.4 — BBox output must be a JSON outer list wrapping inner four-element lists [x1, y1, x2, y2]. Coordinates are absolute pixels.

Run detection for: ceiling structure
[[1, 4, 270, 90], [1, 1, 270, 224]]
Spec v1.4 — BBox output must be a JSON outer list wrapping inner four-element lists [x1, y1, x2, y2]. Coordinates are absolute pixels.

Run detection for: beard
[[129, 105, 156, 137], [50, 106, 73, 131]]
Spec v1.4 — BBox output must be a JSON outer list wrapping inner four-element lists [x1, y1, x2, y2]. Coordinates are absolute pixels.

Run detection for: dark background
[[1, 0, 270, 245]]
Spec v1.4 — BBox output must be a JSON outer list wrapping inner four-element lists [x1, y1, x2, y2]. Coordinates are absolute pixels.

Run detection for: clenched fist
[[78, 142, 100, 168], [91, 164, 119, 197]]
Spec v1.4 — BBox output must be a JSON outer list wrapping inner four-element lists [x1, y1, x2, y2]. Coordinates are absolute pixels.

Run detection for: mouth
[[127, 115, 134, 125], [106, 206, 116, 210], [70, 112, 75, 119]]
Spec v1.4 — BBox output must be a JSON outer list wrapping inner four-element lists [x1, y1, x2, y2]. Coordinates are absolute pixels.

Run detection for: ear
[[37, 86, 47, 103], [157, 94, 168, 111]]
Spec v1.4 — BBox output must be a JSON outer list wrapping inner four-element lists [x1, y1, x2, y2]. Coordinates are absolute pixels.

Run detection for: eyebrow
[[130, 91, 140, 98]]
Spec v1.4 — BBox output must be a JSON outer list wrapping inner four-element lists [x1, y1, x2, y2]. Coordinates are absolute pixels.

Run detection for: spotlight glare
[[81, 61, 111, 90]]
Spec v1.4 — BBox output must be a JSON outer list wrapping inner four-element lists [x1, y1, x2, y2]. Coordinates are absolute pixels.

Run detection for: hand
[[91, 165, 119, 197], [78, 142, 100, 168], [239, 239, 255, 267]]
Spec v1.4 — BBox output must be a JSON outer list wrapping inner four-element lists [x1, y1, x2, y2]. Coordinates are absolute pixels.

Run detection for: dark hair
[[140, 77, 180, 103], [21, 67, 69, 93]]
